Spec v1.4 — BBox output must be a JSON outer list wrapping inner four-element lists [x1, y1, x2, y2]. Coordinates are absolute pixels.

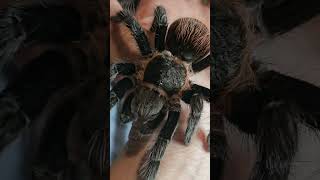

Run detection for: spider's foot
[[138, 161, 160, 180]]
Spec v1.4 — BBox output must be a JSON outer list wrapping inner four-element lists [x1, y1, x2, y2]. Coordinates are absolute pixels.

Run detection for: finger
[[110, 0, 123, 17]]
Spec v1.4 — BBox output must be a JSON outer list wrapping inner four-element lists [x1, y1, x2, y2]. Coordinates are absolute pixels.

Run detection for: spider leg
[[88, 129, 107, 176], [0, 4, 82, 72], [191, 55, 211, 73], [118, 91, 135, 124], [254, 68, 320, 126], [117, 0, 141, 14], [182, 84, 210, 144], [212, 111, 227, 180], [111, 10, 152, 56], [110, 62, 136, 81], [260, 0, 320, 35], [110, 77, 134, 110], [138, 97, 180, 180], [184, 93, 203, 145], [249, 100, 299, 180], [150, 6, 168, 51]]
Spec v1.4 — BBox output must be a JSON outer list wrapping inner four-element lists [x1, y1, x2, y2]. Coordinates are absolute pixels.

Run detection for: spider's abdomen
[[143, 51, 187, 95]]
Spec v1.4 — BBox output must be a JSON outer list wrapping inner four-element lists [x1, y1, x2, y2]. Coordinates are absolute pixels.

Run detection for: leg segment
[[118, 91, 135, 124], [212, 109, 227, 180], [0, 4, 82, 72], [111, 10, 152, 56], [138, 98, 180, 180], [110, 77, 134, 110], [110, 63, 136, 80], [117, 0, 141, 14], [150, 6, 168, 51], [192, 55, 210, 73], [140, 108, 167, 135], [184, 93, 203, 144], [260, 0, 320, 35], [182, 84, 210, 145]]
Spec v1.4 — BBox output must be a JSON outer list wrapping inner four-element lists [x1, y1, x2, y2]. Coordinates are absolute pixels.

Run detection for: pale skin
[[110, 0, 210, 180]]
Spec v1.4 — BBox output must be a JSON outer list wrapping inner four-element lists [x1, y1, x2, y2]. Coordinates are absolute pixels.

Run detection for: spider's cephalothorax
[[213, 1, 320, 180], [111, 4, 210, 180], [143, 51, 187, 95]]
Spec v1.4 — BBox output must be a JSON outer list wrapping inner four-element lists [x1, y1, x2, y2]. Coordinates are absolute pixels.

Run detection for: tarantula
[[213, 0, 320, 180], [110, 3, 210, 180]]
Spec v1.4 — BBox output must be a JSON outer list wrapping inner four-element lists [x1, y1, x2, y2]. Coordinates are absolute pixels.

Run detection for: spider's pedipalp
[[138, 97, 181, 180], [151, 6, 168, 51], [110, 77, 135, 110], [111, 10, 152, 56]]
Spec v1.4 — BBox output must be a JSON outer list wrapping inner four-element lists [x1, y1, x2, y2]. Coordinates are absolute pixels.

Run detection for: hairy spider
[[213, 0, 320, 180], [110, 3, 210, 180]]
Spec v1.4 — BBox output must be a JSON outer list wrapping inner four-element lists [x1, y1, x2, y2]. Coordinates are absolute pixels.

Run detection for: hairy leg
[[117, 0, 141, 14], [182, 84, 209, 145], [150, 6, 168, 51], [110, 77, 135, 110], [192, 55, 210, 73], [138, 97, 180, 180], [111, 10, 152, 56]]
